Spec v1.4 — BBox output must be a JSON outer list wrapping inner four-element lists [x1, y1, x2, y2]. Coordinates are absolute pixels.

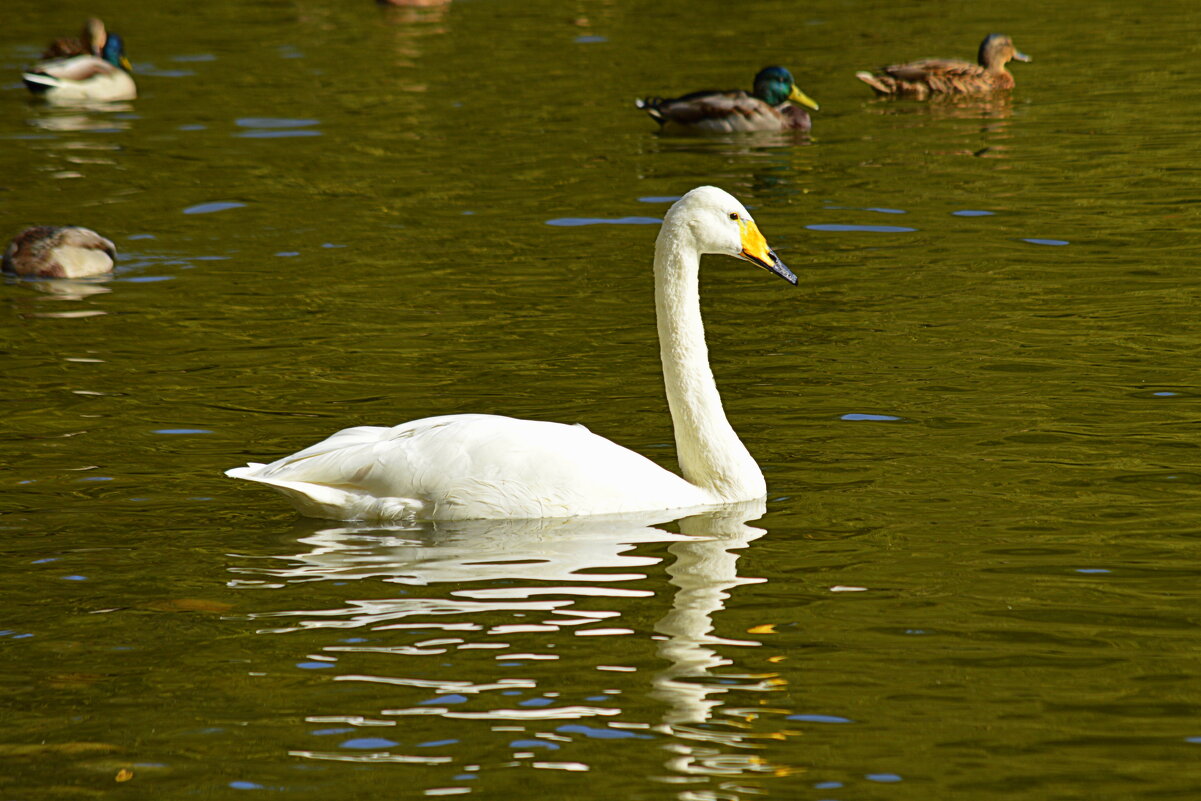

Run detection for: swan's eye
[[728, 212, 740, 221]]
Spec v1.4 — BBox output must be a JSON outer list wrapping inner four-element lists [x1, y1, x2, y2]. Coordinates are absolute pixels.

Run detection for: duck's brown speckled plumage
[[3, 226, 116, 279], [856, 34, 1031, 98]]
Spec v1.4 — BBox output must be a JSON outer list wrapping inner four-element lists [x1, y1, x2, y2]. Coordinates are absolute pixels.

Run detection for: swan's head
[[665, 186, 797, 285]]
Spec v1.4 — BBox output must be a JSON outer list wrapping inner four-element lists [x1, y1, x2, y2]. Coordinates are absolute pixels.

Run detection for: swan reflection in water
[[233, 499, 792, 786]]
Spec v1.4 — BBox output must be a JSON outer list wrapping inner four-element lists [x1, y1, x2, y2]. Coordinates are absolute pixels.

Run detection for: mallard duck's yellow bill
[[119, 55, 133, 72], [789, 85, 820, 111], [739, 220, 797, 285]]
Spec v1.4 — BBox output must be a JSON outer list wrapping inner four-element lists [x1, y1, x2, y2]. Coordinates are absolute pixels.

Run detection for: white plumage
[[22, 56, 137, 102], [227, 186, 797, 521]]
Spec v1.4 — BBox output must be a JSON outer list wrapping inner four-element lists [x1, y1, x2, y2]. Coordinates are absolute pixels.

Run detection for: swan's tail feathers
[[224, 464, 261, 480], [225, 455, 422, 522], [225, 465, 352, 516], [855, 71, 892, 95]]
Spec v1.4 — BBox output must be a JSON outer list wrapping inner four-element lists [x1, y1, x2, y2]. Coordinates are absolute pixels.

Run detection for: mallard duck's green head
[[752, 66, 819, 111], [978, 34, 1030, 69], [101, 33, 133, 72]]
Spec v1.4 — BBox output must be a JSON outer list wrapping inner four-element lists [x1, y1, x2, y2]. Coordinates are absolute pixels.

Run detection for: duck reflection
[[26, 102, 135, 133], [4, 276, 112, 317], [864, 91, 1015, 120], [234, 499, 792, 786], [19, 103, 129, 191], [365, 0, 451, 72]]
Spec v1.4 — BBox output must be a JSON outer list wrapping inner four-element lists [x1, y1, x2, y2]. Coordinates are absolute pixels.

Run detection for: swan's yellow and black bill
[[789, 85, 820, 111], [739, 220, 797, 285]]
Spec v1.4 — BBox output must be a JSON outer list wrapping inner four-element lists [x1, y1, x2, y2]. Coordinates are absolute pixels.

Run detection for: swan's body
[[230, 415, 711, 521], [23, 23, 136, 103], [227, 186, 797, 521], [2, 226, 116, 278]]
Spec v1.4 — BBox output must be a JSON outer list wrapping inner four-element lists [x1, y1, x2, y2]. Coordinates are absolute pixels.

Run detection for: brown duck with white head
[[856, 34, 1031, 98]]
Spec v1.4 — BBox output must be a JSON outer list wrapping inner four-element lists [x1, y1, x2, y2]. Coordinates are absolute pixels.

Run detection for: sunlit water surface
[[3, 0, 1201, 798]]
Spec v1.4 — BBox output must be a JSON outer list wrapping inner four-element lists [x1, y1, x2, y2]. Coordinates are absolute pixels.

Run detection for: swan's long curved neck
[[654, 226, 766, 502]]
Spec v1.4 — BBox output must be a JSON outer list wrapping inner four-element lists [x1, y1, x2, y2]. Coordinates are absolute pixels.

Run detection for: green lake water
[[4, 0, 1201, 797]]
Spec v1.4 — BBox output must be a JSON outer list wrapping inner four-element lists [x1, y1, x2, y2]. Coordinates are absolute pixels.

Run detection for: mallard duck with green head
[[856, 34, 1030, 98], [637, 66, 820, 133], [22, 18, 136, 102], [3, 227, 116, 279]]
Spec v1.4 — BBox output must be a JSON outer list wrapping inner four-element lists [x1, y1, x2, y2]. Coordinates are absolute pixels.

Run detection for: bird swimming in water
[[2, 227, 116, 279], [226, 186, 797, 521], [22, 18, 136, 102], [637, 66, 819, 133], [856, 34, 1030, 98]]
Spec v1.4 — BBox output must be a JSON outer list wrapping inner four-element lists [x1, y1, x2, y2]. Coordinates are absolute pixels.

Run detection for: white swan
[[226, 186, 796, 521]]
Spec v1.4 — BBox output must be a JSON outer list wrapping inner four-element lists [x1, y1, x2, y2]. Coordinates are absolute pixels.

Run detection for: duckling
[[3, 227, 116, 279], [856, 34, 1030, 98], [22, 21, 136, 102], [637, 66, 819, 134]]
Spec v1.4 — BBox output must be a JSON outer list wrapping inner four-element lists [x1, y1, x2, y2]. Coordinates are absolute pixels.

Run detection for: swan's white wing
[[227, 414, 708, 521]]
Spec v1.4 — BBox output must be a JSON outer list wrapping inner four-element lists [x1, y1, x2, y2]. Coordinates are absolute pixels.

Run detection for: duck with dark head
[[637, 66, 820, 134], [22, 17, 136, 102]]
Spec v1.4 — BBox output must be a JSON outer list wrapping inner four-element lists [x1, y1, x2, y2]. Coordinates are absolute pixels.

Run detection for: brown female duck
[[41, 18, 107, 59], [3, 227, 116, 279], [856, 34, 1030, 98], [637, 66, 819, 134]]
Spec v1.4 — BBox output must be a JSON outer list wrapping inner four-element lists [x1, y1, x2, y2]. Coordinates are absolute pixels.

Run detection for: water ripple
[[183, 201, 246, 215], [806, 223, 917, 233], [546, 217, 661, 226]]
